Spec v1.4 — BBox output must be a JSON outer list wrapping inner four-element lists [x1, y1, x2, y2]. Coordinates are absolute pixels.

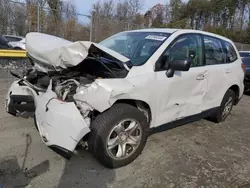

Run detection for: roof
[[127, 28, 178, 33], [126, 28, 233, 43]]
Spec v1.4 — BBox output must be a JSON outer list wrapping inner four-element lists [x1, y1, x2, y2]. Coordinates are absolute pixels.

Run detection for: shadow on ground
[[0, 134, 50, 188], [57, 149, 115, 188]]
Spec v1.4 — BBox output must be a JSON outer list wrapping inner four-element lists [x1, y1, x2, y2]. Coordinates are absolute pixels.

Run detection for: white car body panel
[[9, 39, 26, 50], [203, 61, 244, 110], [35, 83, 90, 151], [5, 29, 244, 153], [154, 67, 207, 125]]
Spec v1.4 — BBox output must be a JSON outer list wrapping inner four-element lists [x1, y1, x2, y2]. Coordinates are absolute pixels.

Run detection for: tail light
[[242, 63, 246, 74]]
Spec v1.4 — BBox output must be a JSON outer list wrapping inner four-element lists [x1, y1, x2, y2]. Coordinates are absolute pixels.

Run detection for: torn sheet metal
[[26, 32, 130, 72], [35, 82, 91, 152], [73, 79, 136, 113]]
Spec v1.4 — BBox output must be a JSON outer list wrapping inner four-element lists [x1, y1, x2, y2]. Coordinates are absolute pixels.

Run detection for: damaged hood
[[26, 32, 130, 71]]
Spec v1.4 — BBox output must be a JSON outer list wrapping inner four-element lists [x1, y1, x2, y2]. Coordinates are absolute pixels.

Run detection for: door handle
[[196, 74, 205, 80]]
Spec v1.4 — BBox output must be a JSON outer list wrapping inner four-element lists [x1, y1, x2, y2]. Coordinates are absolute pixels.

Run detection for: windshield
[[99, 32, 170, 65]]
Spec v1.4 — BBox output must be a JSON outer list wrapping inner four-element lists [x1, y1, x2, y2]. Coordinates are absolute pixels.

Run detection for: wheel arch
[[113, 99, 152, 124], [82, 99, 152, 143], [228, 84, 240, 105]]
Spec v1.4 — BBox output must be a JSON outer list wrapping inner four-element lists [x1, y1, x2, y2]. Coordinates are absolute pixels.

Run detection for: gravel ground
[[0, 67, 250, 188]]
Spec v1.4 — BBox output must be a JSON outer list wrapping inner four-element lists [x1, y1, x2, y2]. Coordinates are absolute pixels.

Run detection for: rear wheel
[[209, 89, 235, 123], [88, 103, 149, 168]]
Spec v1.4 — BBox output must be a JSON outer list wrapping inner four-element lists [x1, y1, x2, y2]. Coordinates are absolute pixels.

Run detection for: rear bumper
[[6, 81, 91, 152]]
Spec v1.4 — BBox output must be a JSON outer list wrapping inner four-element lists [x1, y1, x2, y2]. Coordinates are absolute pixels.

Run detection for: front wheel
[[209, 89, 235, 123], [88, 103, 149, 168]]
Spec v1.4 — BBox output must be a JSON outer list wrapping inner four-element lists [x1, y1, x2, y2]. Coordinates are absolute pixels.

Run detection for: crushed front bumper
[[6, 81, 91, 153], [5, 80, 36, 117]]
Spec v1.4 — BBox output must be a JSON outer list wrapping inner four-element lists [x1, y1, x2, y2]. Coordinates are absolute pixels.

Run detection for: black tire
[[209, 89, 235, 123], [34, 114, 39, 131], [88, 103, 149, 169]]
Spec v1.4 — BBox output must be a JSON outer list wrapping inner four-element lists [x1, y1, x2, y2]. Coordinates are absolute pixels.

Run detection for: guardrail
[[0, 50, 27, 58]]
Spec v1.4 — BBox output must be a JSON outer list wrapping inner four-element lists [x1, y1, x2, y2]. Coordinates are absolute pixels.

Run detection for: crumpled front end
[[5, 32, 136, 155], [25, 32, 130, 73], [34, 82, 91, 152], [5, 79, 91, 153]]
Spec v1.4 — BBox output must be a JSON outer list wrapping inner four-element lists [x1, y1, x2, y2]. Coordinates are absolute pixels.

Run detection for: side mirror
[[166, 58, 192, 78]]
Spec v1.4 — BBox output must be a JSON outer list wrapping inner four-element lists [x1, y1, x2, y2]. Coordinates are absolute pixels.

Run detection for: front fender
[[73, 79, 135, 112]]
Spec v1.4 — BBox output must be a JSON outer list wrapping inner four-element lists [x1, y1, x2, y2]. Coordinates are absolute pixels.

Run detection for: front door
[[154, 34, 208, 126]]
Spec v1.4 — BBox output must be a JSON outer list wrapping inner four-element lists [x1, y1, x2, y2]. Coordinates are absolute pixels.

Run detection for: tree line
[[92, 0, 250, 43], [146, 0, 250, 44], [0, 0, 91, 41], [0, 0, 250, 44]]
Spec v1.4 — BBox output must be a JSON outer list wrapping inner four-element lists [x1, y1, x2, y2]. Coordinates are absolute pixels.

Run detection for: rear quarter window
[[223, 41, 238, 63]]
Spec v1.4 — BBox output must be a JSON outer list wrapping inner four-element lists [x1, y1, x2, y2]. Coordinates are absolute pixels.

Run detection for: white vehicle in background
[[5, 29, 244, 168], [4, 35, 26, 50]]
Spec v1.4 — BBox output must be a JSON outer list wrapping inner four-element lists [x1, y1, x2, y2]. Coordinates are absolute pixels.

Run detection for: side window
[[158, 34, 203, 70], [204, 36, 225, 65], [224, 41, 237, 63]]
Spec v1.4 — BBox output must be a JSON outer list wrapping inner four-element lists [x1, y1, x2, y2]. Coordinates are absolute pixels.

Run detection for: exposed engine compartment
[[11, 53, 131, 102]]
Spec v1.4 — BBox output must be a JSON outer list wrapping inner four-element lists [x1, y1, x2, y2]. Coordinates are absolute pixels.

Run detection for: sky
[[72, 0, 168, 23]]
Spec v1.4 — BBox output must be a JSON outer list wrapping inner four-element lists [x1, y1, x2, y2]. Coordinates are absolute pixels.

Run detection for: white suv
[[5, 29, 244, 168]]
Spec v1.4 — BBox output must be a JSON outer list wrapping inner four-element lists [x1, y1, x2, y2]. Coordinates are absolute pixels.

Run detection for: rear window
[[224, 42, 237, 63]]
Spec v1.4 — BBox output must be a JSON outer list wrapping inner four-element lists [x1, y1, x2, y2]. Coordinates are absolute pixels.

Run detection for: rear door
[[202, 35, 237, 110]]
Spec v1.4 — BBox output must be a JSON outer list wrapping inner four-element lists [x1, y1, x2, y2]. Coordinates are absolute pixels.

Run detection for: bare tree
[[116, 1, 130, 21], [47, 0, 63, 36], [63, 1, 78, 40], [0, 0, 10, 34], [10, 3, 27, 35], [127, 0, 143, 18]]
